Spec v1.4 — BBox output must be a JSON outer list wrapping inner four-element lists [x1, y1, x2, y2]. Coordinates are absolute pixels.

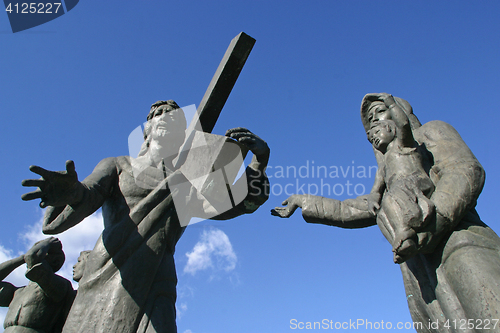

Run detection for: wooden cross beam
[[176, 32, 255, 169], [175, 33, 256, 213], [187, 32, 256, 134]]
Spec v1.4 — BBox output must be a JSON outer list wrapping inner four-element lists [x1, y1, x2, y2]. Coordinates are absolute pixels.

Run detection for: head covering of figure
[[360, 93, 421, 134], [360, 93, 422, 168]]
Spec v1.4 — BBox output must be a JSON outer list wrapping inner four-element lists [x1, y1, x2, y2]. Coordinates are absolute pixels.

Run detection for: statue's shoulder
[[415, 120, 481, 170], [115, 155, 131, 165], [90, 156, 131, 177], [114, 156, 133, 173], [416, 120, 463, 143]]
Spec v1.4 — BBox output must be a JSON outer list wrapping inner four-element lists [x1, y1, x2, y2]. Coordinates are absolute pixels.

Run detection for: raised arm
[[0, 255, 25, 282], [207, 128, 270, 220], [379, 93, 414, 147], [0, 254, 25, 306], [226, 127, 270, 174]]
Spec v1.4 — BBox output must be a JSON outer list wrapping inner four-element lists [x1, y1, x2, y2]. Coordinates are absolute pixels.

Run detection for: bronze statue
[[273, 93, 500, 332], [365, 93, 435, 263], [22, 101, 270, 333], [0, 237, 75, 333]]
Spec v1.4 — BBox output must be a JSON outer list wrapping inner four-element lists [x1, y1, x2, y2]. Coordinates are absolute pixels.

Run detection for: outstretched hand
[[271, 195, 304, 218], [21, 160, 82, 208]]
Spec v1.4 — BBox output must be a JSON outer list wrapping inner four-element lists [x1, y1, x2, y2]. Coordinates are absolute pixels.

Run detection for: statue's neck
[[148, 140, 178, 170]]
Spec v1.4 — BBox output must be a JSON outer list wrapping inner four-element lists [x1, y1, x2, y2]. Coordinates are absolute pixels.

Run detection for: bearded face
[[147, 104, 187, 158]]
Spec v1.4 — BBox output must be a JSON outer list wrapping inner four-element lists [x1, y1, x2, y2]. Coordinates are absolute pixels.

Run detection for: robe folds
[[300, 121, 500, 333], [42, 156, 268, 333]]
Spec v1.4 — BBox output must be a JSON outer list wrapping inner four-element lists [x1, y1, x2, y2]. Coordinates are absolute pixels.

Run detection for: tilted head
[[368, 119, 396, 153], [138, 100, 188, 158], [360, 94, 421, 135], [143, 100, 187, 140], [73, 250, 91, 282]]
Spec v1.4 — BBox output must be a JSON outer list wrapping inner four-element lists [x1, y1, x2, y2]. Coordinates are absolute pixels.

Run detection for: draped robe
[[42, 155, 268, 333]]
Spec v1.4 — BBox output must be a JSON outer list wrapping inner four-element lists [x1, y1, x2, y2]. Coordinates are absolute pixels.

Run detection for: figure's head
[[360, 94, 421, 134], [32, 237, 65, 273], [366, 101, 390, 128], [72, 250, 91, 282], [368, 120, 396, 152], [142, 100, 187, 150], [144, 100, 187, 137]]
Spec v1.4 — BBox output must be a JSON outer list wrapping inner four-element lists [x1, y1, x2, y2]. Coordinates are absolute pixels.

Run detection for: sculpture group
[[3, 34, 500, 333]]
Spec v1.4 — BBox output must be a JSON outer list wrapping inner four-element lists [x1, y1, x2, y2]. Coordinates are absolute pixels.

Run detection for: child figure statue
[[366, 93, 435, 263]]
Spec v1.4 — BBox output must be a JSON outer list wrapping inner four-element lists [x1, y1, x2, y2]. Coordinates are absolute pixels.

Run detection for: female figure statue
[[273, 93, 500, 332]]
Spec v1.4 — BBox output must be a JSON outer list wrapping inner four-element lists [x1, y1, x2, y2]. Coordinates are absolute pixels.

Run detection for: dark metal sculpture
[[20, 33, 269, 333], [0, 237, 75, 333], [273, 93, 500, 332]]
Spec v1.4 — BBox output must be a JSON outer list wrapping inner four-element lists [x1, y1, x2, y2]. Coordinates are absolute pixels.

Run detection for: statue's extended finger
[[21, 179, 45, 188], [28, 165, 52, 179], [270, 208, 283, 217], [21, 190, 44, 201], [227, 132, 252, 140], [236, 136, 256, 143], [281, 199, 289, 206], [225, 127, 250, 136]]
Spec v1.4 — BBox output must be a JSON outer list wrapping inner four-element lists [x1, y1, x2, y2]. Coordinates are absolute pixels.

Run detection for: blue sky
[[1, 1, 500, 332]]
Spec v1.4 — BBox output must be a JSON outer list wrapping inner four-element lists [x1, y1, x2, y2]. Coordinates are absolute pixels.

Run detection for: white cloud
[[0, 310, 5, 332], [183, 330, 193, 333], [176, 302, 188, 319], [183, 228, 237, 275]]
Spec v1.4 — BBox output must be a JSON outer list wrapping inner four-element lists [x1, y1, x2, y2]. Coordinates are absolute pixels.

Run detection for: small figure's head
[[31, 237, 65, 273], [72, 250, 91, 282], [368, 120, 396, 152]]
